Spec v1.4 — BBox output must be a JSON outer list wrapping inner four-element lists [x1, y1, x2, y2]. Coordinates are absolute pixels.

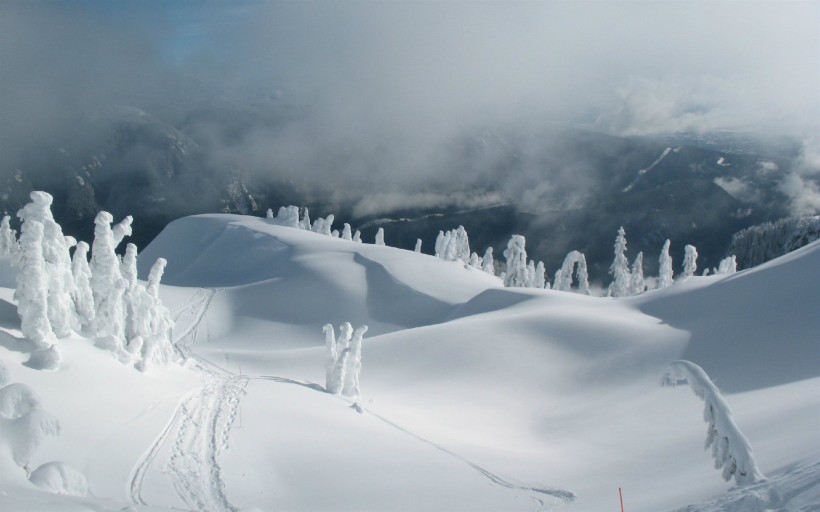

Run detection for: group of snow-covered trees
[[606, 226, 737, 297], [434, 226, 496, 274], [3, 191, 173, 371], [323, 323, 368, 400], [261, 205, 741, 297], [267, 206, 367, 243]]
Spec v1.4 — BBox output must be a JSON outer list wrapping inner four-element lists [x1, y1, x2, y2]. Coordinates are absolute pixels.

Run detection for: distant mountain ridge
[[0, 102, 802, 282]]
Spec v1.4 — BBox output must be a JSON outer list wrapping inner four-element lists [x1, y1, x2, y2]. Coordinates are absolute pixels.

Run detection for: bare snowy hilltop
[[1, 212, 819, 512]]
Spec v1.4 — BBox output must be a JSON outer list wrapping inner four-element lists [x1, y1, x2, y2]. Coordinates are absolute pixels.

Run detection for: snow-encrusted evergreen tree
[[659, 239, 674, 288], [715, 255, 737, 275], [468, 252, 481, 268], [300, 207, 311, 230], [89, 212, 122, 337], [323, 322, 365, 398], [553, 250, 588, 294], [112, 216, 133, 247], [0, 215, 17, 256], [607, 227, 631, 297], [629, 252, 645, 295], [434, 231, 445, 258], [70, 242, 94, 330], [352, 230, 362, 243], [17, 192, 75, 338], [375, 228, 385, 246], [342, 224, 353, 241], [451, 226, 470, 263], [663, 360, 766, 485], [525, 260, 536, 288], [14, 221, 55, 349], [534, 261, 547, 289], [503, 235, 528, 287], [274, 206, 300, 228], [266, 208, 273, 219], [682, 244, 698, 280], [414, 239, 422, 253], [482, 247, 495, 275]]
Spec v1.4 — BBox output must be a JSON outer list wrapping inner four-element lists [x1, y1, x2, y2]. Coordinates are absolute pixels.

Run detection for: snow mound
[[29, 461, 89, 497]]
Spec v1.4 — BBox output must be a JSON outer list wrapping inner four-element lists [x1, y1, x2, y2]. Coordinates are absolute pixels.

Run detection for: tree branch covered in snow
[[663, 360, 766, 486]]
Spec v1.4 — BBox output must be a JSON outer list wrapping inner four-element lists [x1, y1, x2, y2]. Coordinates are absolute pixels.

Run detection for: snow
[[1, 213, 818, 511]]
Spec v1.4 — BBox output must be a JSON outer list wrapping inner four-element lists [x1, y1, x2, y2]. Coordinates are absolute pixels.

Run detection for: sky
[[0, 0, 818, 211]]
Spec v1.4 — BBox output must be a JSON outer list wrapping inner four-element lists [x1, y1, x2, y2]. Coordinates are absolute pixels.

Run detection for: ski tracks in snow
[[165, 375, 248, 512], [129, 287, 246, 511]]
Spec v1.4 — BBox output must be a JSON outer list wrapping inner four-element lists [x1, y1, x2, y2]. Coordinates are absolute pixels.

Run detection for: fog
[[1, 0, 818, 213]]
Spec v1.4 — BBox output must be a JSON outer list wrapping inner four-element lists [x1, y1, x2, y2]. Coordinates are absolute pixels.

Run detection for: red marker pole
[[619, 487, 625, 512]]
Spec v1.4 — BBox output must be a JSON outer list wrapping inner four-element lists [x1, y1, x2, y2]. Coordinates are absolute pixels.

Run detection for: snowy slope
[[1, 214, 818, 512]]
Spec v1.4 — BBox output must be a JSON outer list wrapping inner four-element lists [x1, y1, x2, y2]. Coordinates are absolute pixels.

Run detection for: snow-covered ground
[[1, 213, 818, 511]]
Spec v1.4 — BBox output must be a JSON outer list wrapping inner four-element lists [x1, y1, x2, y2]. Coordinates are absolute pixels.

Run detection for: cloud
[[780, 138, 820, 216], [1, 0, 818, 211]]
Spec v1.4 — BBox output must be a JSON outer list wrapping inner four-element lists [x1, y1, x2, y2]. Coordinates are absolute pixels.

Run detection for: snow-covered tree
[[274, 206, 300, 228], [314, 214, 334, 236], [112, 216, 133, 247], [553, 250, 589, 294], [17, 192, 75, 338], [89, 212, 123, 337], [525, 260, 536, 288], [342, 224, 353, 241], [323, 322, 365, 398], [715, 255, 737, 275], [482, 247, 495, 275], [682, 244, 699, 280], [14, 221, 55, 350], [0, 215, 17, 256], [663, 360, 766, 485], [503, 235, 528, 287], [534, 261, 547, 289], [342, 325, 367, 399], [468, 252, 481, 268], [300, 207, 311, 230], [607, 227, 631, 297], [70, 242, 94, 330], [375, 227, 385, 246], [659, 239, 674, 288], [352, 230, 362, 243], [121, 244, 139, 340], [414, 239, 422, 253], [434, 231, 445, 257], [451, 226, 470, 263], [135, 258, 174, 371], [266, 208, 273, 219], [629, 252, 646, 295]]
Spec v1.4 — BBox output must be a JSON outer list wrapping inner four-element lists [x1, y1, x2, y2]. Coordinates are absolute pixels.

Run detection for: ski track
[[132, 286, 573, 512], [129, 287, 245, 511], [253, 374, 577, 510]]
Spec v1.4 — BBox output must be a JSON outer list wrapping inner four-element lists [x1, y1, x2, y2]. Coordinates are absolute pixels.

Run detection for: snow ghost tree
[[663, 360, 766, 485], [274, 206, 300, 228], [482, 247, 495, 275], [434, 231, 445, 257], [629, 252, 646, 295], [375, 228, 385, 246], [451, 226, 470, 263], [525, 260, 536, 288], [70, 242, 94, 330], [468, 252, 481, 268], [313, 214, 334, 236], [682, 244, 699, 280], [342, 224, 353, 241], [17, 191, 75, 338], [300, 207, 311, 230], [414, 239, 422, 253], [553, 250, 589, 294], [0, 215, 17, 256], [503, 235, 528, 287], [14, 220, 55, 350], [716, 255, 737, 275], [534, 261, 547, 289], [266, 208, 273, 219], [352, 230, 362, 243], [659, 239, 674, 288], [89, 212, 124, 336], [607, 227, 632, 297], [323, 323, 367, 399]]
